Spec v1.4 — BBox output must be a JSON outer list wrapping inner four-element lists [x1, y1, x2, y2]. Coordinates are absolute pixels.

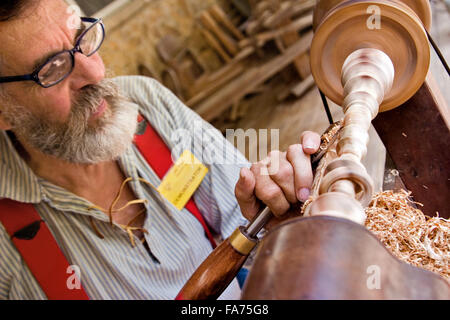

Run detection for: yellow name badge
[[157, 150, 208, 210]]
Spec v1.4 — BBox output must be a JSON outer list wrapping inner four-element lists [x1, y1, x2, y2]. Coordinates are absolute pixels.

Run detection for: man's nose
[[69, 52, 105, 89]]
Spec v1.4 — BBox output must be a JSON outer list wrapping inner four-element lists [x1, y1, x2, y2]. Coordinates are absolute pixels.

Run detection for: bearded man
[[0, 0, 320, 299]]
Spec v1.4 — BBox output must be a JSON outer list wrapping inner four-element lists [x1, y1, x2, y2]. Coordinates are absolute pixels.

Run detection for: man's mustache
[[73, 80, 118, 116]]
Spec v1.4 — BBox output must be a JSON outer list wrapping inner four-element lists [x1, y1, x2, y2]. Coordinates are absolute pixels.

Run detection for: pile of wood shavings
[[365, 190, 450, 281]]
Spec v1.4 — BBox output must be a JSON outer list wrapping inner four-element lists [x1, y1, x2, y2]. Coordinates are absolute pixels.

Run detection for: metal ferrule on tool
[[229, 226, 257, 255]]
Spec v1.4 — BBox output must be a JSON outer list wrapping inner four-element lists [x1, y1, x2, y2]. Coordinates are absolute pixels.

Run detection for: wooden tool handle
[[176, 237, 249, 300]]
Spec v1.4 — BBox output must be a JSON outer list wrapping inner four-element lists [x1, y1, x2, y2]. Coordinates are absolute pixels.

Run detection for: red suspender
[[134, 117, 217, 249], [0, 199, 89, 300], [0, 116, 216, 299]]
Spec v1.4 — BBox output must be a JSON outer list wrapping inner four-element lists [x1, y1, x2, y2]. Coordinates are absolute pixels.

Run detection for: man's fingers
[[301, 131, 321, 154], [251, 163, 290, 217], [267, 151, 297, 203], [286, 144, 313, 202], [235, 167, 260, 219]]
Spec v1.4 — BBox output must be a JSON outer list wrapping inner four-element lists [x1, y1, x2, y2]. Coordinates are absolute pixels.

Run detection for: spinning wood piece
[[305, 0, 431, 223], [306, 0, 431, 223], [310, 0, 430, 111], [306, 48, 394, 224], [312, 0, 432, 32]]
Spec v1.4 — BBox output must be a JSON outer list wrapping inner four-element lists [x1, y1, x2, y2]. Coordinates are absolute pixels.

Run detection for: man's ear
[[0, 110, 12, 130]]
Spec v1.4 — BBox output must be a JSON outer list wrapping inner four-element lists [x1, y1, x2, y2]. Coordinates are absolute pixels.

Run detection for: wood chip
[[365, 190, 449, 282]]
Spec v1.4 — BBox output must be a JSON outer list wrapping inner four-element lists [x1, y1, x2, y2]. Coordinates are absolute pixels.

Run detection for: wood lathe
[[178, 0, 450, 300]]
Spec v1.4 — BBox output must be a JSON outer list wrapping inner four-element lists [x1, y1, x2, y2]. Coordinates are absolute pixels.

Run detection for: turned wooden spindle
[[307, 48, 395, 224], [306, 0, 430, 225]]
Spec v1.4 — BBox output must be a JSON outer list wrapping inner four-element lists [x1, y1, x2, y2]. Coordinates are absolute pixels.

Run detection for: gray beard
[[2, 79, 139, 164]]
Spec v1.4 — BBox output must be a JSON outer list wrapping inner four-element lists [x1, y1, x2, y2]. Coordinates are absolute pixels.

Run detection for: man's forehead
[[4, 0, 79, 35], [0, 0, 80, 72]]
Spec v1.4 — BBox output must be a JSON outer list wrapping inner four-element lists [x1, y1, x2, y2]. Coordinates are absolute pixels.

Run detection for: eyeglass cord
[[88, 176, 172, 248]]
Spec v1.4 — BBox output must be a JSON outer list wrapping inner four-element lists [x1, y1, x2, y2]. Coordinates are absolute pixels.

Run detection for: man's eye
[[39, 56, 69, 81], [41, 63, 57, 77], [52, 58, 67, 68]]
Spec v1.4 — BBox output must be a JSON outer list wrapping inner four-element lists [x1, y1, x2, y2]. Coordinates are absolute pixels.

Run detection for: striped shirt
[[0, 76, 250, 300]]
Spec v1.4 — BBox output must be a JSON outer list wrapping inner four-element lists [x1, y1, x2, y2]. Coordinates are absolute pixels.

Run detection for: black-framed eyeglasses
[[0, 17, 105, 88]]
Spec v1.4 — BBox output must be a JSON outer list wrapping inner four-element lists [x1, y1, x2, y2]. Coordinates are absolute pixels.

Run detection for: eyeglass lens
[[37, 21, 103, 87], [38, 52, 73, 87], [79, 22, 104, 56]]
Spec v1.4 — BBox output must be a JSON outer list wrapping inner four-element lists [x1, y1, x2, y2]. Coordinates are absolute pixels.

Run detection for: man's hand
[[235, 131, 321, 230]]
